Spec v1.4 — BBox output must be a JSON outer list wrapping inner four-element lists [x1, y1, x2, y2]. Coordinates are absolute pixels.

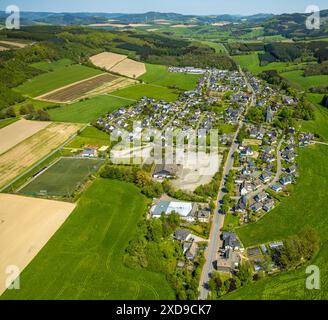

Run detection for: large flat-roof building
[[151, 201, 196, 222]]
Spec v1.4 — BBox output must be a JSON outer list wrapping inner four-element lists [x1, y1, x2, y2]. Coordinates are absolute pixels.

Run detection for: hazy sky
[[0, 0, 327, 15]]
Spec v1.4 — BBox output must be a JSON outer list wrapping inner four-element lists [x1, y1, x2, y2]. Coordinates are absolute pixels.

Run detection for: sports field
[[2, 179, 175, 300], [48, 94, 132, 123], [111, 84, 180, 102], [224, 144, 328, 299], [140, 63, 201, 91], [19, 158, 105, 196], [15, 65, 103, 97]]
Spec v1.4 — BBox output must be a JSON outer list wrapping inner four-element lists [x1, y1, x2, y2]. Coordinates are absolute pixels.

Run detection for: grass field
[[301, 94, 328, 142], [2, 179, 175, 300], [0, 117, 18, 129], [15, 65, 103, 97], [66, 126, 110, 149], [31, 59, 73, 72], [233, 53, 308, 74], [281, 70, 328, 91], [48, 94, 132, 123], [140, 64, 201, 91], [19, 157, 105, 196], [111, 83, 180, 102], [224, 144, 328, 299]]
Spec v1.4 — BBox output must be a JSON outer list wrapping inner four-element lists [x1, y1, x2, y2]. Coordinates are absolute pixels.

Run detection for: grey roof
[[174, 229, 191, 241]]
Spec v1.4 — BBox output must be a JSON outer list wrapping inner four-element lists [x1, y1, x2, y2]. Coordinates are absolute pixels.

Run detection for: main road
[[199, 66, 255, 300]]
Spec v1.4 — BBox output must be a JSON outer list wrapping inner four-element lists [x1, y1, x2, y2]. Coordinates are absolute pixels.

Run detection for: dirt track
[[0, 193, 75, 295]]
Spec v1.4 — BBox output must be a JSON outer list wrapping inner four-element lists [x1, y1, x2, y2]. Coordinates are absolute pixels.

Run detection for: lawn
[[19, 157, 105, 197], [111, 84, 180, 102], [2, 179, 174, 300], [139, 64, 201, 91], [30, 59, 73, 72], [66, 126, 111, 149], [15, 64, 103, 97], [281, 70, 328, 91], [224, 144, 328, 299], [48, 95, 132, 123]]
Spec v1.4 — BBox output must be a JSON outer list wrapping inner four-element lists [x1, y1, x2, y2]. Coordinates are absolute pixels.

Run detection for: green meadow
[[111, 83, 180, 102], [48, 95, 132, 123], [140, 64, 201, 91], [15, 64, 103, 97], [2, 179, 174, 300], [30, 59, 73, 72]]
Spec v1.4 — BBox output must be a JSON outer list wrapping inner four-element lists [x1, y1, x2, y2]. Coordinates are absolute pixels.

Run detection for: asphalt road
[[199, 67, 255, 300]]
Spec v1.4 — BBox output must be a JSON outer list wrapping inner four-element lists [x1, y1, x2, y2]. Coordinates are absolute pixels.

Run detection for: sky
[[0, 0, 327, 16]]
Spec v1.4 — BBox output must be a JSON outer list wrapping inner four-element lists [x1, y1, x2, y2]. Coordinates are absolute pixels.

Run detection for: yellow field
[[0, 193, 75, 295], [90, 51, 146, 78], [90, 52, 127, 70], [0, 122, 82, 187], [0, 119, 51, 155]]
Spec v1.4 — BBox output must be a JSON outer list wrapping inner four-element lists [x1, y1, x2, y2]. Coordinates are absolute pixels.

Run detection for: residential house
[[174, 229, 192, 242], [280, 175, 293, 186]]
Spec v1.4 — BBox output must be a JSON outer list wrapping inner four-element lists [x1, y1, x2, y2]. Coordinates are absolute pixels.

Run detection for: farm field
[[0, 119, 50, 155], [0, 122, 82, 188], [0, 117, 18, 129], [30, 59, 73, 72], [140, 63, 201, 91], [19, 157, 105, 197], [13, 99, 57, 113], [111, 84, 180, 102], [90, 52, 146, 78], [0, 40, 29, 49], [66, 126, 110, 149], [281, 70, 328, 91], [48, 94, 132, 123], [1, 179, 175, 300], [15, 65, 103, 98], [224, 144, 328, 299], [39, 73, 118, 103], [0, 193, 75, 295]]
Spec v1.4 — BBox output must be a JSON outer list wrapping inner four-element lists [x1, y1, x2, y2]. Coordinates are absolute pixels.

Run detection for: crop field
[[224, 144, 328, 299], [19, 157, 105, 196], [31, 59, 73, 72], [0, 119, 50, 155], [15, 65, 103, 98], [281, 70, 328, 91], [0, 122, 82, 188], [39, 73, 118, 103], [112, 84, 180, 102], [1, 179, 175, 300], [66, 126, 110, 149], [48, 94, 132, 123], [140, 64, 201, 91], [90, 52, 146, 78], [0, 194, 75, 295]]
